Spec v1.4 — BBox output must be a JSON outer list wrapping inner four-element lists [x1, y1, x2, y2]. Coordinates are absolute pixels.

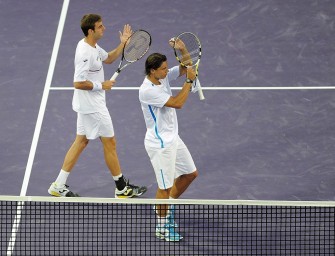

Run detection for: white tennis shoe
[[48, 182, 79, 197]]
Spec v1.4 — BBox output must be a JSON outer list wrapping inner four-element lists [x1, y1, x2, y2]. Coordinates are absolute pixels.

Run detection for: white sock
[[55, 169, 70, 187], [112, 173, 123, 181], [156, 215, 168, 228], [168, 197, 176, 215]]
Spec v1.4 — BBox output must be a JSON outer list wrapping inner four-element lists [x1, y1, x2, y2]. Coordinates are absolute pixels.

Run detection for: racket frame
[[173, 32, 205, 100], [111, 29, 151, 80]]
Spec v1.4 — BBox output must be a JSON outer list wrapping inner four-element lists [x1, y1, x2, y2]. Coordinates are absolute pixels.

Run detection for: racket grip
[[110, 71, 119, 81], [198, 88, 205, 100]]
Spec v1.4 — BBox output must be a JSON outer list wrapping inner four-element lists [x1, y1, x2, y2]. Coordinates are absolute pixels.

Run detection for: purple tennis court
[[1, 0, 335, 255]]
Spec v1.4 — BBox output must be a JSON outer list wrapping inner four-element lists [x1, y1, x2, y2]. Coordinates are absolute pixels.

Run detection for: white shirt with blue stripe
[[139, 66, 180, 149]]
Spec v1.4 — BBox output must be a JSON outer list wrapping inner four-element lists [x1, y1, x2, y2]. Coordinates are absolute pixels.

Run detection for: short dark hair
[[80, 14, 102, 36], [145, 53, 167, 75]]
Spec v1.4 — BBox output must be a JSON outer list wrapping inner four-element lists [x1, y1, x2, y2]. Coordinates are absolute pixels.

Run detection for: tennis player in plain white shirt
[[72, 38, 109, 115], [48, 14, 146, 198]]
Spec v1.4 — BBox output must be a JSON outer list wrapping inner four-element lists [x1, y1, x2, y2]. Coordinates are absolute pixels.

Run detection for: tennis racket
[[110, 29, 151, 80], [172, 32, 204, 100]]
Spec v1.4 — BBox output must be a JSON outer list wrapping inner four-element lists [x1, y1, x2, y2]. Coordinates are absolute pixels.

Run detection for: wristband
[[91, 81, 102, 91]]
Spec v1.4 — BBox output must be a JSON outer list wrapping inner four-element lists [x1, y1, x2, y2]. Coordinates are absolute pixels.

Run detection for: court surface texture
[[1, 0, 335, 201]]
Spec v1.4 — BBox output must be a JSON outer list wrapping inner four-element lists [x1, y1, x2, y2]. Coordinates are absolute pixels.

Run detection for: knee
[[75, 137, 89, 149], [100, 136, 117, 152], [80, 140, 89, 149], [110, 137, 117, 149], [159, 188, 171, 197], [188, 170, 198, 181], [180, 170, 198, 183]]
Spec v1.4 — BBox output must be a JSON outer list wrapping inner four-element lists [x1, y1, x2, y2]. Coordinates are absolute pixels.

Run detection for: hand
[[186, 67, 196, 81], [102, 80, 115, 90], [169, 37, 186, 51], [119, 24, 133, 44]]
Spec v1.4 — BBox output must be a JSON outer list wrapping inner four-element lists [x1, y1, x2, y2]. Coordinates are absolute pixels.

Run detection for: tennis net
[[1, 196, 334, 255]]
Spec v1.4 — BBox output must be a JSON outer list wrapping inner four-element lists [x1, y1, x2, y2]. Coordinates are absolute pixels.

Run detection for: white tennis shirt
[[139, 66, 180, 148], [72, 39, 109, 114]]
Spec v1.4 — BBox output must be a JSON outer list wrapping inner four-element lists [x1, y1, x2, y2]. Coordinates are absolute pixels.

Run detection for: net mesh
[[1, 196, 334, 256], [124, 30, 151, 62], [175, 32, 201, 67]]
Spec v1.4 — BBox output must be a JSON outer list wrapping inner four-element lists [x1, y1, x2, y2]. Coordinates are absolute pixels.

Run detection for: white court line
[[21, 0, 69, 196], [50, 86, 335, 90], [6, 1, 70, 255]]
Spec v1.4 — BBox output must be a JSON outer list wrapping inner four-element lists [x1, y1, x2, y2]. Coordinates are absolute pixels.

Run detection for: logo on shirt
[[83, 59, 88, 62]]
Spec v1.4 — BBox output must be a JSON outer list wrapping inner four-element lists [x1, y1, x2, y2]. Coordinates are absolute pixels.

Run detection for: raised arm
[[169, 37, 191, 77], [103, 24, 133, 64], [164, 67, 196, 109]]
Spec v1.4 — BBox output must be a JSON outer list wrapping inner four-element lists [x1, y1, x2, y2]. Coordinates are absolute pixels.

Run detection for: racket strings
[[175, 34, 200, 67], [124, 31, 151, 62]]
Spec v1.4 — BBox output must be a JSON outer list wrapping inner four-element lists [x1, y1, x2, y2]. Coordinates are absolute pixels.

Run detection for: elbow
[[165, 97, 185, 109], [103, 59, 112, 65], [171, 99, 183, 109], [175, 104, 183, 109]]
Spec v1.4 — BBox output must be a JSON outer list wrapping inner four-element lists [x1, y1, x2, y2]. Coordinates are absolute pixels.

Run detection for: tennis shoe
[[126, 180, 147, 197], [115, 186, 134, 198], [156, 223, 183, 242], [115, 180, 147, 198], [48, 182, 79, 197]]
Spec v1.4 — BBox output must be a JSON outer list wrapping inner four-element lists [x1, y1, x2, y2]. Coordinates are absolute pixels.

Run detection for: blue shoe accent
[[167, 204, 178, 227], [153, 205, 178, 227], [155, 223, 183, 242]]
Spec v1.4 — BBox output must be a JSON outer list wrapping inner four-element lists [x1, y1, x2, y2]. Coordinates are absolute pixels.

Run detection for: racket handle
[[110, 71, 120, 81], [198, 88, 205, 100]]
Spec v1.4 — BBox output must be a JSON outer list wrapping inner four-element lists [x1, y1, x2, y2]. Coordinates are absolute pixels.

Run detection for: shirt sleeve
[[97, 45, 109, 62], [73, 48, 90, 82], [167, 66, 180, 82], [140, 85, 170, 108]]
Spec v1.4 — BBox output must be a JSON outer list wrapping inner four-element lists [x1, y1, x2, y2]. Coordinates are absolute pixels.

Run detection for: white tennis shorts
[[77, 110, 114, 139], [145, 136, 196, 190]]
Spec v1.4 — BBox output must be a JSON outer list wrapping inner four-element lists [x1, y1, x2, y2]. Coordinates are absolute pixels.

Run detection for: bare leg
[[170, 170, 198, 199], [156, 188, 171, 217], [61, 135, 89, 172], [156, 170, 198, 217], [100, 136, 122, 176]]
